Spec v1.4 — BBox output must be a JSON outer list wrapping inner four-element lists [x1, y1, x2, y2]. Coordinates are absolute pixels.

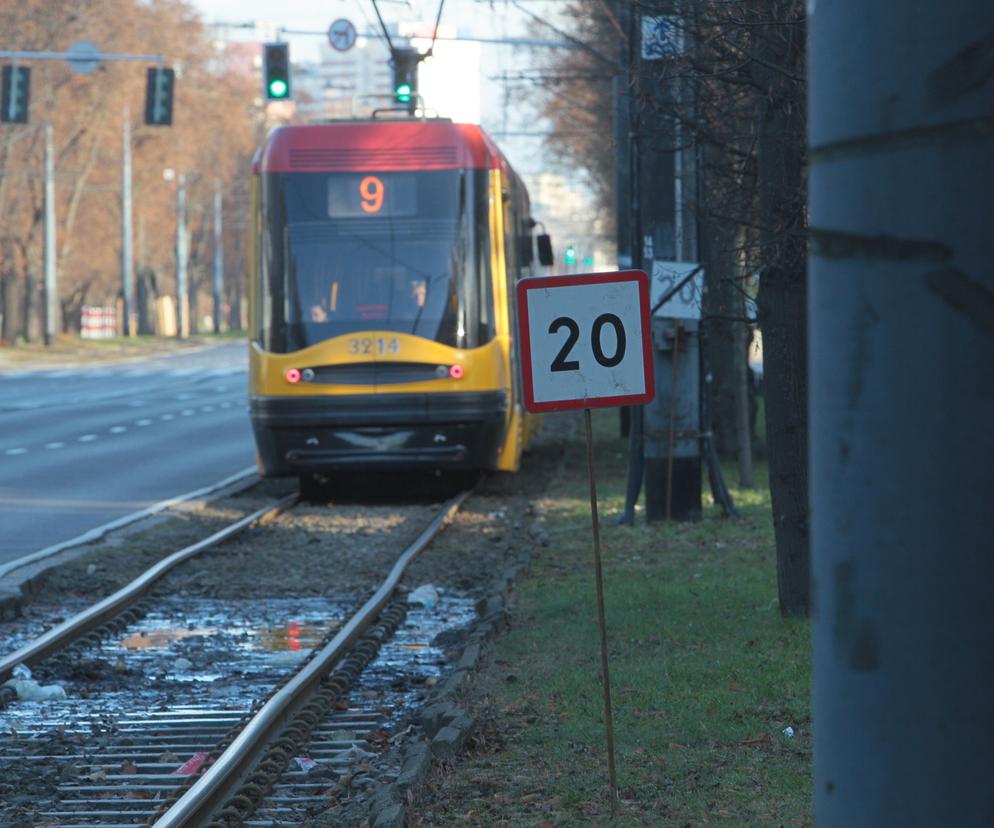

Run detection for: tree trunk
[[700, 170, 740, 459], [0, 272, 11, 344], [136, 269, 154, 335], [753, 0, 809, 616], [22, 271, 36, 343], [758, 266, 808, 615]]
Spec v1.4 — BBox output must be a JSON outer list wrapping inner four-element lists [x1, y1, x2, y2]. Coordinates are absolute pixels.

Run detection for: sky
[[187, 0, 549, 55], [187, 0, 565, 177]]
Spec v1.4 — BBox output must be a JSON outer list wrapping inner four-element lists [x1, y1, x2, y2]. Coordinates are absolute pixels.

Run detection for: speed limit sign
[[517, 270, 655, 412]]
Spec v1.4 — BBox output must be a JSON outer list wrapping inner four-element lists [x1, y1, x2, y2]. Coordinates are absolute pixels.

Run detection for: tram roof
[[256, 120, 505, 174]]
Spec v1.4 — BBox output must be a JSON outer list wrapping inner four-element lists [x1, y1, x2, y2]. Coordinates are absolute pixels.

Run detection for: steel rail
[[152, 489, 470, 828], [0, 493, 297, 683]]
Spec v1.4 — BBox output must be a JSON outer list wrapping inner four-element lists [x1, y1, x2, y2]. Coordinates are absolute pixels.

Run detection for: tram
[[247, 119, 551, 484]]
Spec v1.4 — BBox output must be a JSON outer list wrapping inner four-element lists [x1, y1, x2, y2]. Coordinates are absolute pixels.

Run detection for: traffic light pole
[[121, 108, 134, 337], [2, 44, 167, 344], [0, 49, 162, 63], [175, 175, 188, 339], [212, 180, 223, 334], [43, 124, 56, 346]]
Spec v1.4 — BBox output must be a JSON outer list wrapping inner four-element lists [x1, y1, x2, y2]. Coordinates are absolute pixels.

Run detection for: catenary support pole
[[175, 173, 187, 339], [43, 124, 56, 345], [121, 108, 134, 336], [212, 179, 223, 334], [809, 2, 994, 826]]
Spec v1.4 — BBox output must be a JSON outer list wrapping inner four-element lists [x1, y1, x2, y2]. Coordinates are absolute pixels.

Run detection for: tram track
[[0, 487, 472, 827]]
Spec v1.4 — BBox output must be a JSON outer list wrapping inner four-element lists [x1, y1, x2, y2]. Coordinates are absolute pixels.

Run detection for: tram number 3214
[[348, 336, 400, 355]]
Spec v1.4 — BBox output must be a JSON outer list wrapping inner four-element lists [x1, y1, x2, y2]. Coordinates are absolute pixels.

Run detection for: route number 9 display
[[327, 173, 416, 218], [516, 270, 655, 412]]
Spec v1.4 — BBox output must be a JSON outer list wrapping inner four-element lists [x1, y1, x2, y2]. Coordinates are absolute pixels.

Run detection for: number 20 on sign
[[516, 270, 655, 412]]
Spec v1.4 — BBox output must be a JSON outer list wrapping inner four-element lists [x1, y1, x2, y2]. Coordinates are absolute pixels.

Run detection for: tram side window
[[474, 170, 495, 345]]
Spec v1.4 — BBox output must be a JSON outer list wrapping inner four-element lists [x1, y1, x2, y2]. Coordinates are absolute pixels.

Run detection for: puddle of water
[[242, 620, 336, 653], [120, 627, 219, 649], [118, 619, 335, 653], [0, 594, 480, 741]]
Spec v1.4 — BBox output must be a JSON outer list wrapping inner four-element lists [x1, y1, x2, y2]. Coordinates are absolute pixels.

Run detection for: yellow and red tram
[[248, 119, 545, 484]]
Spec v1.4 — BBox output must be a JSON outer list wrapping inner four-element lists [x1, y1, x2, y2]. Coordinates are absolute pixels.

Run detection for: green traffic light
[[395, 83, 412, 103], [268, 79, 288, 98]]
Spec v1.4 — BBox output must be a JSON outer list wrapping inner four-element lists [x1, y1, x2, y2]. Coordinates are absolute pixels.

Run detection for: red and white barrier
[[81, 306, 116, 339]]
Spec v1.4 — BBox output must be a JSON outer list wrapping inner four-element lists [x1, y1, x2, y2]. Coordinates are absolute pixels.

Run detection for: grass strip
[[419, 409, 811, 827]]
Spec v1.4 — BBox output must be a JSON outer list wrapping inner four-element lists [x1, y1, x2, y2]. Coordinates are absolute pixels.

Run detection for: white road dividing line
[[4, 448, 28, 456], [109, 426, 128, 434], [181, 409, 195, 416], [136, 419, 153, 426], [161, 413, 175, 421], [44, 442, 65, 450], [78, 434, 98, 442]]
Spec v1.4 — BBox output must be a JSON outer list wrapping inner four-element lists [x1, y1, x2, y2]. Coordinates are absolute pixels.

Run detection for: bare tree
[[533, 0, 810, 614]]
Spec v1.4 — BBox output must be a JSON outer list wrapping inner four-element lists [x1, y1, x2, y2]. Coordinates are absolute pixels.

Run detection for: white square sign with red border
[[516, 270, 655, 413]]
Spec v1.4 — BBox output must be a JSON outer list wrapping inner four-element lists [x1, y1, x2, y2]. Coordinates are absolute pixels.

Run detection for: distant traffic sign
[[328, 19, 358, 52], [517, 271, 654, 412], [67, 40, 101, 75]]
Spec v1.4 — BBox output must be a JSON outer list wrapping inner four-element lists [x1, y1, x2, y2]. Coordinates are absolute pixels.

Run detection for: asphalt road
[[0, 341, 256, 566]]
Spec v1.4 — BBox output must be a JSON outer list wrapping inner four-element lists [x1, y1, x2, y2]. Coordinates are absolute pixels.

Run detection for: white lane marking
[[136, 418, 153, 426], [201, 405, 215, 413], [128, 400, 146, 407], [0, 466, 259, 580], [5, 447, 28, 455], [161, 413, 175, 421], [181, 409, 195, 416], [220, 401, 231, 408], [78, 434, 98, 442], [177, 393, 194, 400], [215, 386, 228, 392], [109, 426, 127, 434], [44, 442, 65, 449]]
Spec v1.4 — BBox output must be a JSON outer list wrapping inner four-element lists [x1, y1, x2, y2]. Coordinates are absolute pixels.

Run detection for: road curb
[[0, 469, 258, 622]]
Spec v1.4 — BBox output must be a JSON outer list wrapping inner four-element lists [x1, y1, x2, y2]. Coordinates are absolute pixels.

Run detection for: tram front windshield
[[259, 169, 492, 353]]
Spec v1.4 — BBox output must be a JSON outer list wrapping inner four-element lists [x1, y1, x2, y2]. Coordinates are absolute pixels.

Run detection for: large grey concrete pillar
[[809, 2, 994, 825]]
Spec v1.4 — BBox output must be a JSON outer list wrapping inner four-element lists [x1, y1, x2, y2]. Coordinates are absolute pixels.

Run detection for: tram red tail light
[[285, 368, 301, 384], [449, 364, 464, 379]]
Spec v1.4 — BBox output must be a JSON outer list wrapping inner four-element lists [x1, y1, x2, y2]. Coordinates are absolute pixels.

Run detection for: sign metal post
[[517, 269, 654, 815]]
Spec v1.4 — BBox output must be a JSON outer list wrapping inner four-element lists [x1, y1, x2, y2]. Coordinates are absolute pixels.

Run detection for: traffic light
[[564, 244, 577, 265], [1, 65, 30, 124], [144, 66, 175, 126], [392, 47, 420, 108], [263, 42, 291, 100]]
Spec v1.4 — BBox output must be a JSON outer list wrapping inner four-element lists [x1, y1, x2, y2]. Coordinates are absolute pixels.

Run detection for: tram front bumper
[[250, 391, 507, 475]]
